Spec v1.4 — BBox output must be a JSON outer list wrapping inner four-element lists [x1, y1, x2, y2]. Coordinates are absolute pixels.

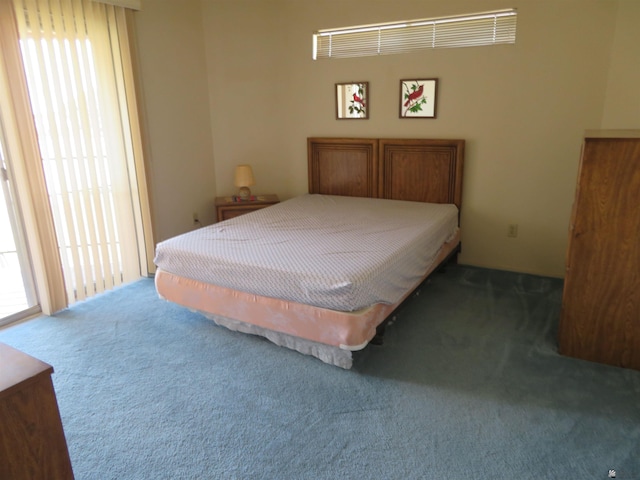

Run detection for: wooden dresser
[[0, 343, 74, 479], [558, 131, 640, 370]]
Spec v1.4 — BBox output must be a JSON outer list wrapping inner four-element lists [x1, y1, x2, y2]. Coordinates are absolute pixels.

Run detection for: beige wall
[[133, 0, 216, 241], [135, 0, 638, 277], [601, 0, 640, 128]]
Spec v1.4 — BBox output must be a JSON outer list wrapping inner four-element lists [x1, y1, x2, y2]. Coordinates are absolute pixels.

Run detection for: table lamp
[[234, 164, 256, 200]]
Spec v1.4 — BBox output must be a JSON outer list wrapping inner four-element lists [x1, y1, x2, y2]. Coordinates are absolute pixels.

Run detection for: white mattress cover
[[154, 194, 458, 312]]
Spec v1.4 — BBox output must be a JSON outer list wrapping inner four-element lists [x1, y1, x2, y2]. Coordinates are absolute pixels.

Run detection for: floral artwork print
[[403, 81, 426, 114], [349, 85, 366, 116], [400, 79, 437, 118], [336, 82, 369, 119]]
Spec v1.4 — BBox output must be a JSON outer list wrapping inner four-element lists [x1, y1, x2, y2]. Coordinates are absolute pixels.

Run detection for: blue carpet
[[1, 265, 639, 479]]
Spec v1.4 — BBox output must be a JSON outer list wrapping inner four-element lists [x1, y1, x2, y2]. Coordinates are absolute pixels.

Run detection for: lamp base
[[238, 186, 251, 200]]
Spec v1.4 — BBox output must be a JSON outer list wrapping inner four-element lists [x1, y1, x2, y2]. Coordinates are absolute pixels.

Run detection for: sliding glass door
[[11, 0, 153, 305], [0, 121, 39, 326], [0, 0, 153, 319]]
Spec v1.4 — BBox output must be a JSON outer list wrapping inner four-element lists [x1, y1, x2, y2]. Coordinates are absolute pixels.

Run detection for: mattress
[[154, 194, 459, 312], [155, 229, 459, 351]]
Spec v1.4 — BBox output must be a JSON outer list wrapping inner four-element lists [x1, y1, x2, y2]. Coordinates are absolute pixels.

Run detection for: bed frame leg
[[370, 243, 461, 348], [436, 243, 461, 273], [371, 324, 386, 345]]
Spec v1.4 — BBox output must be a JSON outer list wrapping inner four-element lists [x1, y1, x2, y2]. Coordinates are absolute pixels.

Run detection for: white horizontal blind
[[91, 0, 141, 11], [313, 9, 517, 60]]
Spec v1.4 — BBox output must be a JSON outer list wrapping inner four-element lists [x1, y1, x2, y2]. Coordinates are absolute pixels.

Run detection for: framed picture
[[399, 78, 438, 118], [336, 82, 369, 119]]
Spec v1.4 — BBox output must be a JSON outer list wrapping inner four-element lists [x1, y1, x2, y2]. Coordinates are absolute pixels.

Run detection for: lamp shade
[[234, 165, 256, 187]]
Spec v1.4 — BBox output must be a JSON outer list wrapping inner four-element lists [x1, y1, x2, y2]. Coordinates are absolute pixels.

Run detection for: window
[[5, 0, 153, 307], [313, 9, 517, 60]]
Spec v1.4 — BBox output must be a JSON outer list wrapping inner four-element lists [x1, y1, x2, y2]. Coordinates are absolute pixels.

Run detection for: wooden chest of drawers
[[0, 342, 74, 479]]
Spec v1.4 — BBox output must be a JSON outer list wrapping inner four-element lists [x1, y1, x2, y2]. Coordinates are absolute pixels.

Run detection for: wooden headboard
[[307, 137, 465, 210]]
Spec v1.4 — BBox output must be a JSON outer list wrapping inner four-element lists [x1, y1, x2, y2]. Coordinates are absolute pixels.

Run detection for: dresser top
[[0, 342, 53, 397], [585, 129, 640, 139]]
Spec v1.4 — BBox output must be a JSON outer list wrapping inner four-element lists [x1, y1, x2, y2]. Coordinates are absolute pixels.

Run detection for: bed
[[154, 137, 465, 368]]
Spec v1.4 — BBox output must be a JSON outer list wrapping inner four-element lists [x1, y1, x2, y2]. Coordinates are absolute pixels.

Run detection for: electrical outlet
[[507, 224, 518, 238]]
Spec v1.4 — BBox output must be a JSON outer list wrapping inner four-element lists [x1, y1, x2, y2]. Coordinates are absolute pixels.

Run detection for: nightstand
[[215, 194, 280, 222]]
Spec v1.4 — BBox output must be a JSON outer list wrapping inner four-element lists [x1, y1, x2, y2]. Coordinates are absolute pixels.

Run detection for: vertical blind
[[14, 0, 142, 303], [313, 9, 517, 60]]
